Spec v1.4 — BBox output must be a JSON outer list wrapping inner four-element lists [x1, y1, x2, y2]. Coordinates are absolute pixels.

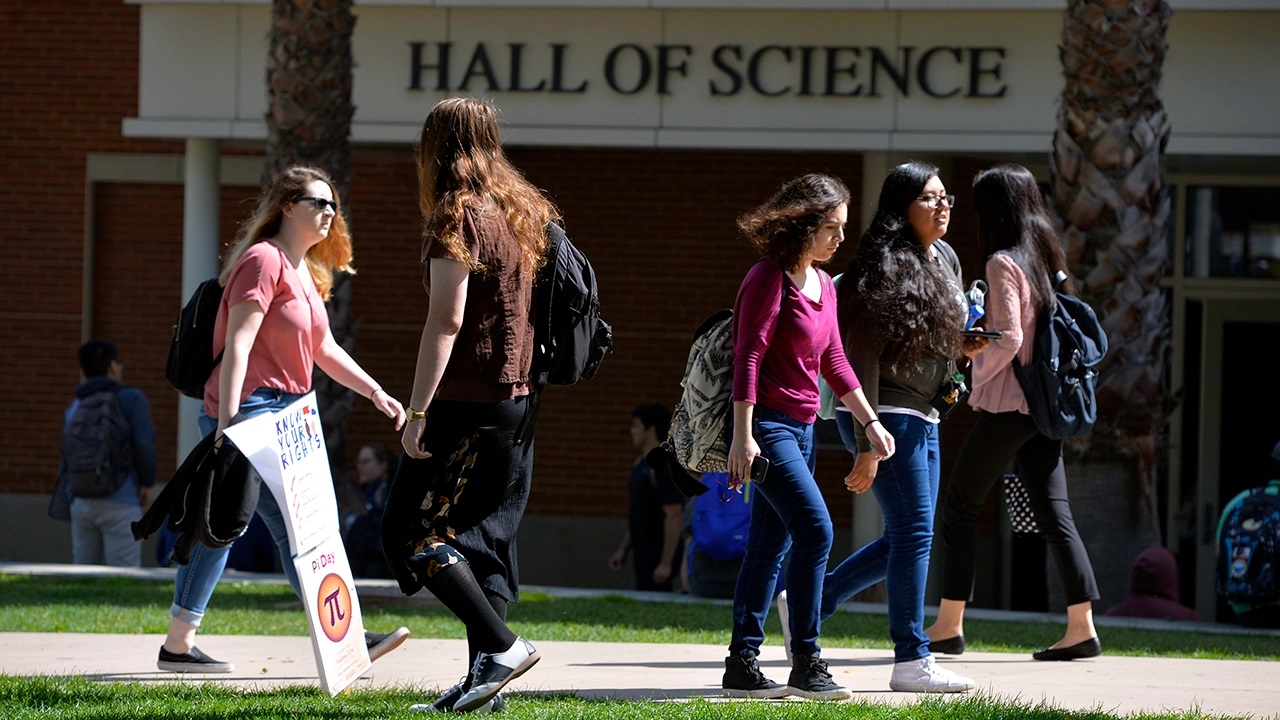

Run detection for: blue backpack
[[690, 472, 752, 562], [1013, 270, 1108, 439], [1216, 481, 1280, 607]]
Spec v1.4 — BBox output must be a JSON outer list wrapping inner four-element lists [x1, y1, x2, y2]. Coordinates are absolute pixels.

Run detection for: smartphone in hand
[[961, 329, 1003, 339], [750, 455, 770, 484]]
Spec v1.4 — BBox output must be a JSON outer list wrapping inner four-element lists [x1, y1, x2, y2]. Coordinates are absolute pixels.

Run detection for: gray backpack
[[60, 390, 133, 498]]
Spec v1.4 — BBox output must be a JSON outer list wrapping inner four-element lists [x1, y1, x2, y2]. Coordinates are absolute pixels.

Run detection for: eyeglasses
[[916, 194, 956, 209], [296, 196, 339, 213]]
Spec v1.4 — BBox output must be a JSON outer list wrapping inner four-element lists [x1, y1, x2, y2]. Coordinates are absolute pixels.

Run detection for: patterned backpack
[[666, 309, 734, 475]]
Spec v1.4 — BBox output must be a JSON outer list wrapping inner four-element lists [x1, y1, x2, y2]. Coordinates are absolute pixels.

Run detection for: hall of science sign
[[408, 42, 1009, 100]]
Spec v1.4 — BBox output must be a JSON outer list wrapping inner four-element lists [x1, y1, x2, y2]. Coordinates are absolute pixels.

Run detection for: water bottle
[[965, 279, 987, 330]]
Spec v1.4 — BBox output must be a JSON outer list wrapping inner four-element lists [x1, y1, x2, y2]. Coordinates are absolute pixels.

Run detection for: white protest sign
[[223, 392, 371, 695], [224, 395, 338, 557], [295, 534, 372, 695]]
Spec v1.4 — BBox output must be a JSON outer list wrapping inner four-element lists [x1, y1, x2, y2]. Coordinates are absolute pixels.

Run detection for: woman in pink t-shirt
[[157, 166, 407, 675]]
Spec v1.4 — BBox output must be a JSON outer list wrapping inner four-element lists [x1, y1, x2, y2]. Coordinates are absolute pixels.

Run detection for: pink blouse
[[968, 252, 1036, 415]]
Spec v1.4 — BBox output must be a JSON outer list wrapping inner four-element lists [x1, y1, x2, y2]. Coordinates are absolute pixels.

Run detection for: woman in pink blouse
[[927, 163, 1102, 661]]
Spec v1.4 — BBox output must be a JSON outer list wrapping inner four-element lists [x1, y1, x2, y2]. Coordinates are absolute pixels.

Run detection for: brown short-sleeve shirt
[[424, 204, 534, 402]]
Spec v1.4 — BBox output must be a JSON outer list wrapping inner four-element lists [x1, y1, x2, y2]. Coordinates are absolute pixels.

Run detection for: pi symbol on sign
[[316, 573, 353, 642]]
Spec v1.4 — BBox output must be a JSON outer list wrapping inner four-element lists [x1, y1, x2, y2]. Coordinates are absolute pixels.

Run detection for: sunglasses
[[296, 196, 339, 213]]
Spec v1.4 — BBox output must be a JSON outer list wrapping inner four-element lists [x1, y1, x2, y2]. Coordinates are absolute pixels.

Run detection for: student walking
[[721, 174, 893, 701], [156, 165, 409, 674], [816, 160, 977, 693], [380, 97, 554, 714], [926, 163, 1102, 662]]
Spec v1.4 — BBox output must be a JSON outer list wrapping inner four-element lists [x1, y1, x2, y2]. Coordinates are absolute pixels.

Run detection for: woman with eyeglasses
[[379, 97, 553, 714], [926, 163, 1102, 661], [720, 173, 893, 702], [156, 165, 409, 674], [811, 160, 978, 693]]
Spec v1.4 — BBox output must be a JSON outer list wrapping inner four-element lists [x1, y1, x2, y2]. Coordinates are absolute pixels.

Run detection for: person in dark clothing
[[609, 404, 683, 591], [57, 339, 157, 567], [1104, 547, 1200, 622], [344, 442, 395, 578], [383, 97, 555, 714]]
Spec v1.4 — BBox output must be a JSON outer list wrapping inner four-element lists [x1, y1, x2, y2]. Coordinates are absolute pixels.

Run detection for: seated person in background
[[1104, 546, 1200, 622], [344, 442, 396, 578]]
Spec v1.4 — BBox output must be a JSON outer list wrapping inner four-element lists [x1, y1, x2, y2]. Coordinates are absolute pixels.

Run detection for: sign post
[[223, 393, 371, 695]]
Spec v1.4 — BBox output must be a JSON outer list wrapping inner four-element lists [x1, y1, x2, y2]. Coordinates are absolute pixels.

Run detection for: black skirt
[[381, 395, 536, 602]]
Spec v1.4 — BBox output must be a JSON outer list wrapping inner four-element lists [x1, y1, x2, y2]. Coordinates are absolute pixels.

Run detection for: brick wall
[[0, 1, 179, 494]]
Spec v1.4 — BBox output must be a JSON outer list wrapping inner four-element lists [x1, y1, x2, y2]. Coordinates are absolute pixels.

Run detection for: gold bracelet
[[407, 408, 427, 423]]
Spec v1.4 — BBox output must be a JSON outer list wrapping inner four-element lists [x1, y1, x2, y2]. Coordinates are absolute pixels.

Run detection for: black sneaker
[[453, 637, 538, 713], [722, 654, 788, 699], [156, 645, 234, 674], [366, 627, 410, 662], [787, 653, 852, 701]]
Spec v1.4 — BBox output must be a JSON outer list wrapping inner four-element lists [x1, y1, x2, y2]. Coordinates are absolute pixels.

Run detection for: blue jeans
[[729, 406, 832, 660], [171, 389, 303, 625], [821, 412, 939, 663]]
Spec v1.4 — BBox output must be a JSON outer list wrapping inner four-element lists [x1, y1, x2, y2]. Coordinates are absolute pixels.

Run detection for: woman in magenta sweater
[[721, 174, 894, 701]]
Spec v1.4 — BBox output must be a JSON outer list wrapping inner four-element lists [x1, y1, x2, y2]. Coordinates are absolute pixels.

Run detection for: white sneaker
[[775, 591, 792, 662], [889, 655, 975, 693]]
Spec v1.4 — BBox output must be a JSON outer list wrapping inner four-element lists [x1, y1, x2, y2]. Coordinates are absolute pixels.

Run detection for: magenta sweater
[[731, 261, 861, 424]]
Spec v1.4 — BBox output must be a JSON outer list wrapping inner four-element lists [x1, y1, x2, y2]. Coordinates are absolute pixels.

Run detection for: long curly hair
[[839, 160, 964, 372], [738, 174, 850, 273], [416, 97, 557, 273], [971, 163, 1074, 315], [219, 166, 353, 301]]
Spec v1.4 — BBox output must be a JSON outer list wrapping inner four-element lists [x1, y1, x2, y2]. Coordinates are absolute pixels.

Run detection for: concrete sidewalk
[[3, 632, 1278, 717], [2, 563, 1278, 717]]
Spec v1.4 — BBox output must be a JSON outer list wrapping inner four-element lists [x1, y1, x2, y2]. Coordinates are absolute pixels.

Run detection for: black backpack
[[1216, 481, 1280, 607], [166, 278, 225, 398], [1013, 270, 1108, 439], [60, 389, 133, 498], [530, 221, 613, 387]]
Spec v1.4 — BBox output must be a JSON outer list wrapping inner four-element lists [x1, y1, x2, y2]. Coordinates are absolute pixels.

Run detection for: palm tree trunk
[[264, 0, 358, 479], [1046, 0, 1173, 605]]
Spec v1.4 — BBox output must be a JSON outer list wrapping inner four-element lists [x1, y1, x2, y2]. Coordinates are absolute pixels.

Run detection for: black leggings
[[937, 410, 1099, 606]]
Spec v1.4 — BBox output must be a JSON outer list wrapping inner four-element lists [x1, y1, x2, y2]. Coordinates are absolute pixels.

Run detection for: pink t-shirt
[[203, 241, 329, 420]]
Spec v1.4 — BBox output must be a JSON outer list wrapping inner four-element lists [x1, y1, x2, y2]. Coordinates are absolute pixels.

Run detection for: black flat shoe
[[929, 635, 965, 655], [1032, 637, 1101, 661]]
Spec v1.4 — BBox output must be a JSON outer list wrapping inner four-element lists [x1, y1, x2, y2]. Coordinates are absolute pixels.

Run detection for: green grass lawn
[[2, 574, 1277, 660], [0, 574, 1273, 720]]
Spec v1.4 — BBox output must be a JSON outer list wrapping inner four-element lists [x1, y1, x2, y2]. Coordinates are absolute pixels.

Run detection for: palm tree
[[263, 0, 359, 477], [1046, 0, 1173, 605]]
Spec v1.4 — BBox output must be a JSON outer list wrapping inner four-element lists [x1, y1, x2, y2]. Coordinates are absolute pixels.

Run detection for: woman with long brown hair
[[381, 97, 555, 713]]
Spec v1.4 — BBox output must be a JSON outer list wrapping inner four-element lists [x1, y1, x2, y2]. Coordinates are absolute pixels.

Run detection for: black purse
[[929, 361, 971, 420]]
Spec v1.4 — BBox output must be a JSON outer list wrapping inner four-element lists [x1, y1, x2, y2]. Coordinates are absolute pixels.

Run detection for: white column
[[851, 153, 888, 554], [177, 138, 222, 458]]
